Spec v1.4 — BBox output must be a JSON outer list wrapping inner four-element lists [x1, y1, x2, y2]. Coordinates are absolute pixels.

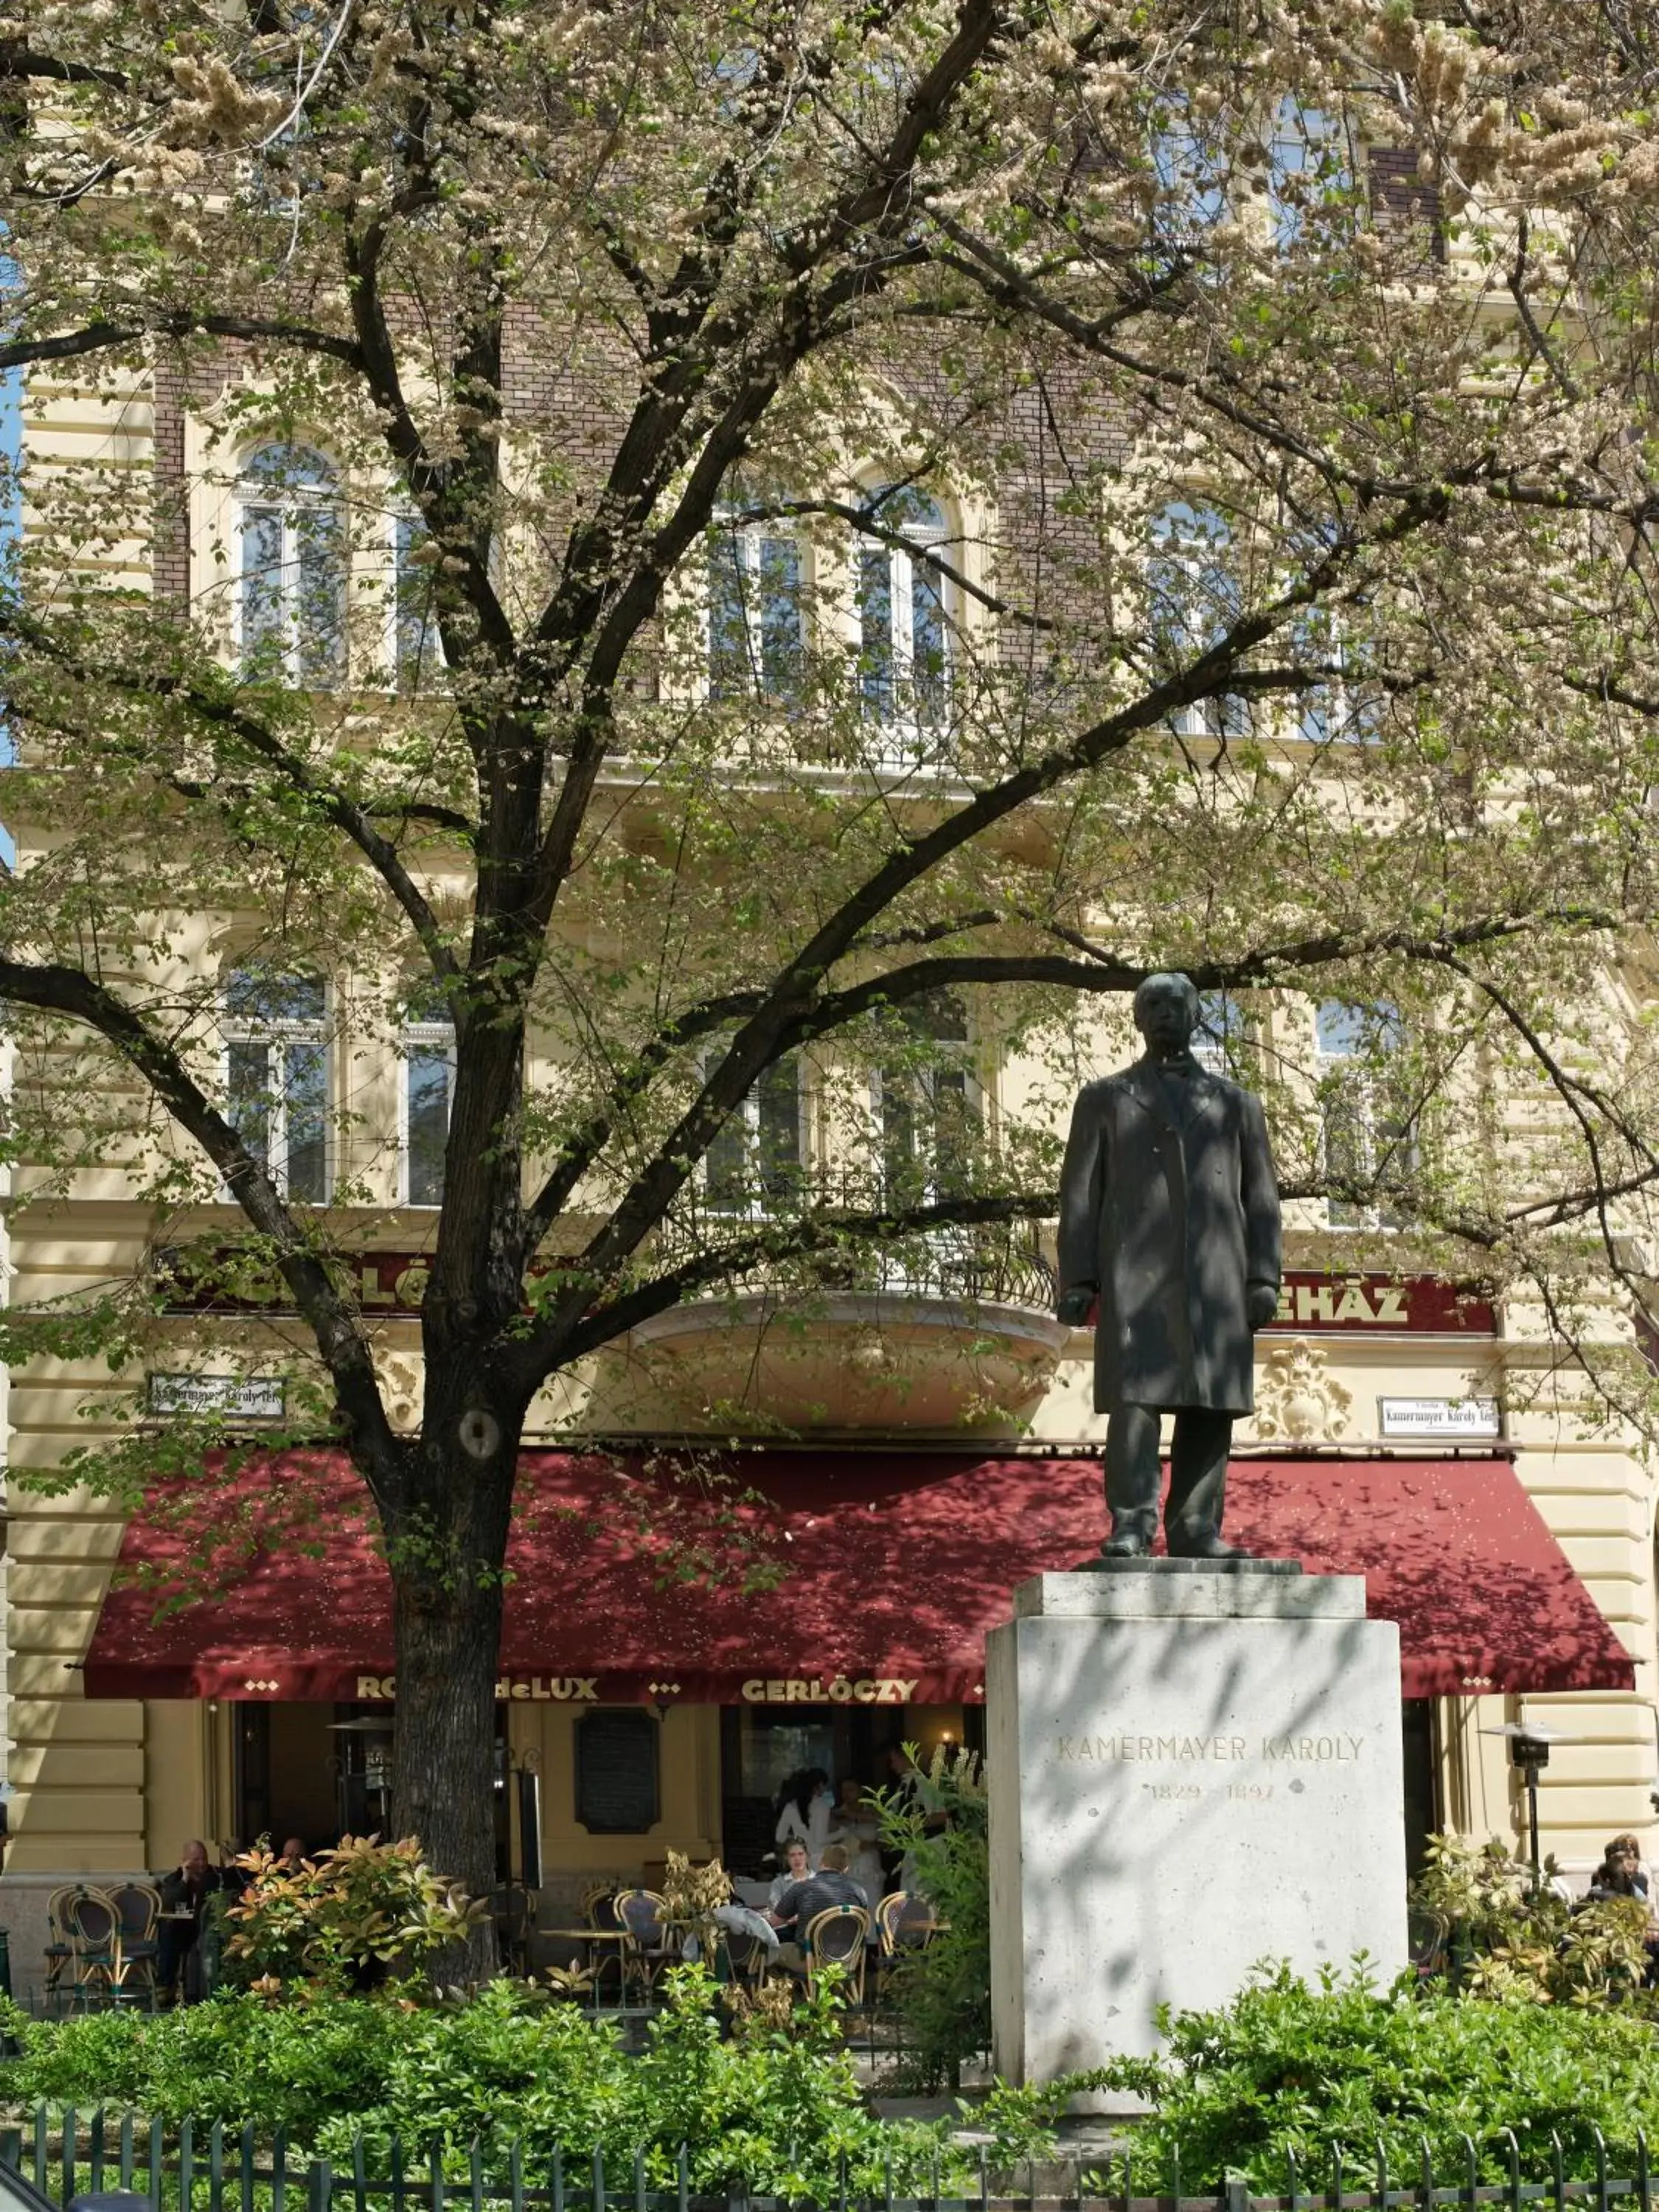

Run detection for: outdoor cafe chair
[[41, 1888, 77, 2009], [107, 1881, 161, 2004], [613, 1888, 674, 2006], [63, 1886, 121, 2007], [802, 1903, 871, 2007], [874, 1891, 936, 1999]]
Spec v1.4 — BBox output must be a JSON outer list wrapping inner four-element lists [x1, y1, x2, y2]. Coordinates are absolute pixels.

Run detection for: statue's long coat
[[1057, 1057, 1282, 1414]]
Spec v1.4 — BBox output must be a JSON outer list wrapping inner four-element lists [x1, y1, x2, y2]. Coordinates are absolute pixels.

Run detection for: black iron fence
[[10, 2112, 1659, 2212]]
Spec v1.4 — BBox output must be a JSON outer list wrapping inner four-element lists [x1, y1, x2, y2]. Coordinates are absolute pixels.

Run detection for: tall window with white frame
[[1147, 499, 1247, 740], [1315, 998, 1412, 1230], [703, 1052, 807, 1216], [223, 967, 329, 1203], [1192, 989, 1248, 1077], [707, 507, 805, 703], [875, 991, 976, 1206], [237, 444, 346, 688], [392, 509, 445, 696], [856, 490, 953, 763], [402, 981, 455, 1207]]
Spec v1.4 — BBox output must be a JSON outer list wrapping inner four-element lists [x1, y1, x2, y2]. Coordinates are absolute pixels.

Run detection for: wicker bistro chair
[[63, 1887, 121, 2007], [41, 1887, 78, 2009], [107, 1881, 161, 2004], [801, 1904, 872, 2006], [874, 1889, 936, 1974], [613, 1888, 675, 2006]]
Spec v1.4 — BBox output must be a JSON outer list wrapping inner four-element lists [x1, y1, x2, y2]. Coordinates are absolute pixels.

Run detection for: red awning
[[82, 1447, 1634, 1704]]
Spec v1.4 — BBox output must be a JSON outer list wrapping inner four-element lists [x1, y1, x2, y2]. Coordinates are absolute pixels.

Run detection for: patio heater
[[1481, 1721, 1564, 1890]]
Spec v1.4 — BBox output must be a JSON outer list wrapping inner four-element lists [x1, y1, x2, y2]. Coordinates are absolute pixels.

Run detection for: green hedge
[[0, 1972, 969, 2201], [1092, 1964, 1659, 2190]]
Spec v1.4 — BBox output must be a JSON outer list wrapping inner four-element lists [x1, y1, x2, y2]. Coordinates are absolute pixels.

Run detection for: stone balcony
[[618, 1225, 1068, 1437]]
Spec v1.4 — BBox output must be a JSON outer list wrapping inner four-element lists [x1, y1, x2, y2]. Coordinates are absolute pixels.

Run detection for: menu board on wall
[[575, 1708, 661, 1834]]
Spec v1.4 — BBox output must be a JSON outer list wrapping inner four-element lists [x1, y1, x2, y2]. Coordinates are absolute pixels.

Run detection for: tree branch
[[0, 958, 399, 1482]]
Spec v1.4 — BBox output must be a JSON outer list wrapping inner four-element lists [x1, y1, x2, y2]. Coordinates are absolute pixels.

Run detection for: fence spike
[[470, 2138, 484, 2212], [147, 2116, 163, 2212], [1460, 2135, 1477, 2212], [1639, 2131, 1651, 2212], [594, 2142, 607, 2212], [680, 2144, 691, 2212], [355, 2130, 369, 2212], [429, 2139, 444, 2212], [1596, 2129, 1612, 2212], [63, 2104, 77, 2207], [241, 2121, 257, 2212], [390, 2133, 406, 2212], [551, 2143, 564, 2212], [91, 2108, 106, 2197], [119, 2113, 134, 2193], [1121, 2143, 1131, 2212], [308, 2157, 334, 2212], [1173, 2141, 1183, 2212], [634, 2145, 647, 2212], [1420, 2136, 1433, 2212], [1375, 2133, 1388, 2212], [275, 2127, 290, 2212], [510, 2138, 524, 2212], [181, 2117, 195, 2212], [1287, 2142, 1298, 2212], [34, 2099, 48, 2191], [1333, 2141, 1344, 2212], [1552, 2132, 1567, 2212], [978, 2142, 988, 2212], [210, 2118, 226, 2212], [1502, 2129, 1521, 2212]]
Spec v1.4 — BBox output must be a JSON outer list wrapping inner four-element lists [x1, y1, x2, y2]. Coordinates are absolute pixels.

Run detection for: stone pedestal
[[987, 1567, 1407, 2084]]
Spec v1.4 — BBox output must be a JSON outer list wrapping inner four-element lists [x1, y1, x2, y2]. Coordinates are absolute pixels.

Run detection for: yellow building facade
[[1, 350, 1655, 1999]]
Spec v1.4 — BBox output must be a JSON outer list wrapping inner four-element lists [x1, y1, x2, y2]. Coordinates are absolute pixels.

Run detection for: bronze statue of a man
[[1056, 972, 1282, 1559]]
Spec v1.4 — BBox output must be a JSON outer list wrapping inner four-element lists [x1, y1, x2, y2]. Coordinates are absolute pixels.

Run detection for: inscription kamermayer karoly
[[1053, 1731, 1366, 1762]]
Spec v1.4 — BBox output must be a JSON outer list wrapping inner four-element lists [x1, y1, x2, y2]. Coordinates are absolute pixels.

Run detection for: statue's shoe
[[1166, 1531, 1250, 1560], [1099, 1530, 1151, 1557]]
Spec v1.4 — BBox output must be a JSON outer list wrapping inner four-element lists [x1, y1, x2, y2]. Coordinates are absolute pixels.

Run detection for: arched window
[[223, 965, 329, 1201], [857, 490, 953, 751], [401, 978, 455, 1207], [1147, 499, 1245, 739], [237, 443, 346, 688]]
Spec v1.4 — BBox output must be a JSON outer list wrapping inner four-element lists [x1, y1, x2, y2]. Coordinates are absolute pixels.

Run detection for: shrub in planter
[[223, 1835, 483, 1992]]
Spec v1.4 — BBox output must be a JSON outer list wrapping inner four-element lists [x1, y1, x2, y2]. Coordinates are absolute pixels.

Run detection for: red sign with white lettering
[[1265, 1273, 1496, 1335]]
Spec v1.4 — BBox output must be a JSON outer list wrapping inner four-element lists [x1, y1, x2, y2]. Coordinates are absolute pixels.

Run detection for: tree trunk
[[386, 1440, 518, 1983]]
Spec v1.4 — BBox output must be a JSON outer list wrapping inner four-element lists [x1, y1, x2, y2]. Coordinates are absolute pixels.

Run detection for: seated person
[[1589, 1834, 1651, 1900], [156, 1840, 228, 2005], [766, 1843, 867, 1973], [276, 1835, 310, 1877], [767, 1837, 813, 1907]]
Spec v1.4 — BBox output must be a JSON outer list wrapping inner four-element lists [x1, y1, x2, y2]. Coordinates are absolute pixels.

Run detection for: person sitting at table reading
[[156, 1839, 227, 2004], [768, 1837, 813, 1907], [766, 1843, 866, 1974]]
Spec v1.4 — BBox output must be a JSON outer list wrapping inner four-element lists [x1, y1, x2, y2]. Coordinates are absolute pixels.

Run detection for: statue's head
[[1133, 972, 1200, 1053]]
